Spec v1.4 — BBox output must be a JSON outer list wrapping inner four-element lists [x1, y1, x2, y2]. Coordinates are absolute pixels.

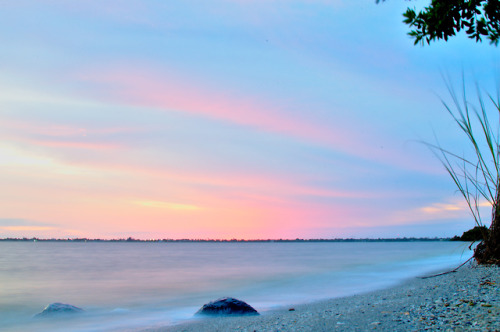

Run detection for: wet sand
[[144, 264, 499, 331]]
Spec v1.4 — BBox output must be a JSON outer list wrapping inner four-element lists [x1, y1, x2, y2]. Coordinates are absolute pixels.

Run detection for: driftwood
[[418, 256, 474, 279]]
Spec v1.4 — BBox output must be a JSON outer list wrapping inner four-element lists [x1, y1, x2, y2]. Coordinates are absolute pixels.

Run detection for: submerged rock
[[195, 297, 259, 316], [35, 302, 84, 318]]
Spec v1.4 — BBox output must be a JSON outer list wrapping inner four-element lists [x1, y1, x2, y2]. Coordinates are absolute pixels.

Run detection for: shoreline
[[145, 264, 499, 331]]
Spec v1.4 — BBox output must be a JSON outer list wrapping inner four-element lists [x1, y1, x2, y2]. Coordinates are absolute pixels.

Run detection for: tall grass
[[427, 77, 500, 240]]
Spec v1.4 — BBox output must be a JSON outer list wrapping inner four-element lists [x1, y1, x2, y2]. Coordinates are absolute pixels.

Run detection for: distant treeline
[[0, 237, 451, 243]]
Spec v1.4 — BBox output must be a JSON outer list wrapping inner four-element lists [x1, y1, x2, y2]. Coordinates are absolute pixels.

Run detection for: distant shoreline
[[0, 237, 454, 242]]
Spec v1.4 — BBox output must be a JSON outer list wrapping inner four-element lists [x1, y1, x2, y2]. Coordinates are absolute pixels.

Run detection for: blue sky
[[0, 0, 499, 239]]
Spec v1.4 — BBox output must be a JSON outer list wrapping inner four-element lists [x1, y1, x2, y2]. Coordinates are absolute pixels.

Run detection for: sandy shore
[[145, 264, 499, 331]]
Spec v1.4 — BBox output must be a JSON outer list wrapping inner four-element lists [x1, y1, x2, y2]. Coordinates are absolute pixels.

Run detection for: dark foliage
[[460, 226, 490, 241], [378, 0, 500, 45]]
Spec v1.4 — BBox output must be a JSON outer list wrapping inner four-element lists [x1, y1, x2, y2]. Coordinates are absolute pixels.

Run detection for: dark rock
[[195, 297, 259, 316], [35, 302, 84, 318]]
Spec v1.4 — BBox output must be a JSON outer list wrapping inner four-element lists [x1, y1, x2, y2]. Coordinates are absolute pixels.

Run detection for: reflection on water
[[0, 241, 471, 331]]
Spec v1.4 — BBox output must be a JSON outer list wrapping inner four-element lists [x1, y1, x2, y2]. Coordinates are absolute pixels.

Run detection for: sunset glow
[[1, 0, 498, 239]]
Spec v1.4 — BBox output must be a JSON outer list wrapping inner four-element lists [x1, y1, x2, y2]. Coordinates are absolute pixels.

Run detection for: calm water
[[0, 241, 471, 331]]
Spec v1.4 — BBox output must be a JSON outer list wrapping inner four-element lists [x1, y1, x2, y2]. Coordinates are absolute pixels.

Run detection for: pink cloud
[[0, 118, 129, 150], [79, 66, 344, 141], [72, 157, 381, 202], [1, 140, 385, 239], [0, 147, 412, 239], [33, 140, 119, 150], [75, 64, 439, 174]]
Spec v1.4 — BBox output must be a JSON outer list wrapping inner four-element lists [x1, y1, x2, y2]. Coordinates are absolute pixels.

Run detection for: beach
[[148, 264, 499, 332]]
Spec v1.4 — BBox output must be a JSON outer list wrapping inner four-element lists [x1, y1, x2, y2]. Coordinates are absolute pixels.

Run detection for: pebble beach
[[147, 264, 499, 332]]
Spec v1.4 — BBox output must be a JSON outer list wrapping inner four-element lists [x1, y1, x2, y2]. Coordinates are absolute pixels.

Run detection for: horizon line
[[0, 236, 454, 242]]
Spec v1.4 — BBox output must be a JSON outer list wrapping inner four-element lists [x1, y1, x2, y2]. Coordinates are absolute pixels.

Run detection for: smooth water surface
[[0, 241, 471, 331]]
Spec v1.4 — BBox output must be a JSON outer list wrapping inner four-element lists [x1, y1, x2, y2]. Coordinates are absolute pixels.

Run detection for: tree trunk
[[474, 181, 500, 265]]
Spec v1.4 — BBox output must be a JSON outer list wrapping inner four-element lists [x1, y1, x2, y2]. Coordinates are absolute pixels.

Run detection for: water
[[0, 241, 471, 331]]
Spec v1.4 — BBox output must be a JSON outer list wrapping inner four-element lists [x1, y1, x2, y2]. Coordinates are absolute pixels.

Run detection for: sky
[[1, 0, 499, 240]]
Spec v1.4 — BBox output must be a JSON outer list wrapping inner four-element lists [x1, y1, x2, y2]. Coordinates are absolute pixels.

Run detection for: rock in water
[[35, 303, 84, 318], [195, 297, 259, 316]]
